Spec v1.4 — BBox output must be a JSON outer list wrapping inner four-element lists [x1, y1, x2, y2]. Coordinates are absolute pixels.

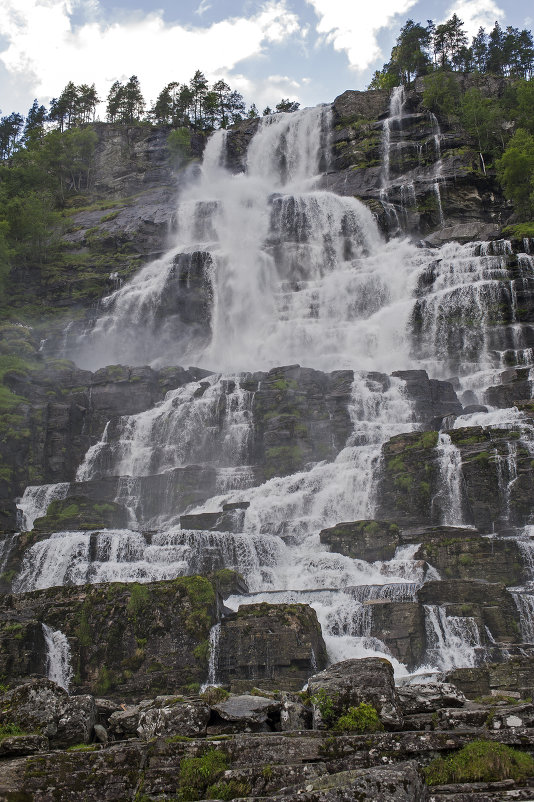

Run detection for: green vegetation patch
[[178, 747, 229, 801], [424, 740, 534, 785], [0, 722, 27, 738], [503, 222, 534, 239], [333, 702, 384, 734]]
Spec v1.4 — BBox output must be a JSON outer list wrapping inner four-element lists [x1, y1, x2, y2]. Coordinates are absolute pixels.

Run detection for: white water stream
[[12, 98, 534, 678], [42, 623, 73, 691]]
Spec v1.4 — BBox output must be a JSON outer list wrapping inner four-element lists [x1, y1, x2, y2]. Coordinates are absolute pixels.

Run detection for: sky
[[1, 0, 533, 119]]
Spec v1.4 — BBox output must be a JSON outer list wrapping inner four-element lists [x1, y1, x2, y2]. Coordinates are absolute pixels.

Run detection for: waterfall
[[201, 623, 222, 690], [42, 623, 73, 691], [381, 85, 405, 191], [18, 483, 70, 531], [15, 102, 534, 678], [511, 592, 534, 642], [433, 433, 466, 526], [430, 112, 444, 225], [423, 605, 482, 671]]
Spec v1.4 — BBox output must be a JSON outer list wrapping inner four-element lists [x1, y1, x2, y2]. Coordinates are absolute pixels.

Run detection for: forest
[[0, 16, 533, 301]]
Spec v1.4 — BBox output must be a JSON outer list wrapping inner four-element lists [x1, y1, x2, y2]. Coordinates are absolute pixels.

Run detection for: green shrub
[[201, 686, 230, 705], [333, 702, 384, 734], [127, 583, 150, 620], [424, 740, 534, 785], [311, 688, 337, 727], [0, 722, 26, 738], [178, 748, 229, 800]]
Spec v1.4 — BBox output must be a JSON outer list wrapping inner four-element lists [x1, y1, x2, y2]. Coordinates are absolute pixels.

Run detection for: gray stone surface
[[308, 658, 403, 730]]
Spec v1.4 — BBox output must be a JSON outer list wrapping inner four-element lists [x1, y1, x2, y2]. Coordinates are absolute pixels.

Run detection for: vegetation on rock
[[424, 740, 534, 785]]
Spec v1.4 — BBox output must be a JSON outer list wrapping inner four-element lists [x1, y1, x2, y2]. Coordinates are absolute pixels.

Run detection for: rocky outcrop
[[0, 679, 95, 748], [217, 603, 328, 692], [327, 79, 509, 239], [0, 576, 222, 700], [33, 496, 128, 532], [418, 580, 520, 644], [307, 658, 403, 730], [1, 655, 534, 799], [319, 520, 400, 562], [447, 655, 534, 700], [366, 600, 426, 670], [376, 424, 534, 530]]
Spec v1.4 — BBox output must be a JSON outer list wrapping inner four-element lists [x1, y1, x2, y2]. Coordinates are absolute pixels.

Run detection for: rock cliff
[[0, 82, 534, 801]]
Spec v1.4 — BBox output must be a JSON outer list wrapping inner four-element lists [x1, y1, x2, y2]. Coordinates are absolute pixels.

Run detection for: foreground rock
[[217, 603, 328, 692], [308, 658, 403, 730], [0, 657, 534, 799], [0, 679, 95, 748]]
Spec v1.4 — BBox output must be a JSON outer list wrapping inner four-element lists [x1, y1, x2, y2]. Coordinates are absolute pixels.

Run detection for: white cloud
[[220, 72, 303, 112], [305, 0, 418, 71], [195, 0, 212, 16], [0, 0, 301, 113], [444, 0, 505, 36]]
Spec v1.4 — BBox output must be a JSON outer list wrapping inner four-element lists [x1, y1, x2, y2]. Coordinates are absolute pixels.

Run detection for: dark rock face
[[413, 529, 526, 585], [376, 430, 439, 528], [251, 366, 355, 481], [33, 496, 128, 532], [0, 361, 205, 530], [418, 580, 520, 644], [180, 509, 246, 533], [367, 601, 426, 670], [328, 81, 509, 238], [319, 520, 400, 562], [376, 425, 534, 530], [392, 370, 462, 426], [307, 658, 403, 731], [0, 577, 221, 701], [447, 656, 534, 700], [217, 603, 328, 692]]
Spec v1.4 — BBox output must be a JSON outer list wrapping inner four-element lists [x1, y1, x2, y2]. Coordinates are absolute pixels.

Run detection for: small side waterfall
[[512, 593, 534, 642], [42, 623, 73, 691], [423, 605, 482, 671], [18, 483, 70, 531], [202, 623, 222, 690], [430, 112, 445, 225], [433, 433, 466, 526]]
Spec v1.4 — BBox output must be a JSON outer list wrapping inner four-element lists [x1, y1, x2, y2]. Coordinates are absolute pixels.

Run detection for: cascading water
[[423, 605, 483, 671], [42, 623, 73, 691], [18, 483, 70, 532], [14, 96, 534, 679], [202, 623, 222, 690], [433, 433, 466, 526]]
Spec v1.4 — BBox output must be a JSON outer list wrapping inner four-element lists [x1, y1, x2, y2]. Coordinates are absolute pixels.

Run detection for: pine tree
[[471, 27, 488, 72], [23, 100, 47, 145]]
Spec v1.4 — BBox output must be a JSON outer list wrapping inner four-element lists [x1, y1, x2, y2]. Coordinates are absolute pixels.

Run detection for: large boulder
[[212, 694, 281, 732], [217, 603, 328, 692], [137, 698, 210, 739], [307, 658, 403, 730], [319, 520, 400, 562], [0, 679, 95, 747], [396, 682, 466, 715]]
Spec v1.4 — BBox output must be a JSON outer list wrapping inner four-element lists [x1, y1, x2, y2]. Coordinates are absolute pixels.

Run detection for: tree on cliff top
[[106, 76, 144, 124]]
